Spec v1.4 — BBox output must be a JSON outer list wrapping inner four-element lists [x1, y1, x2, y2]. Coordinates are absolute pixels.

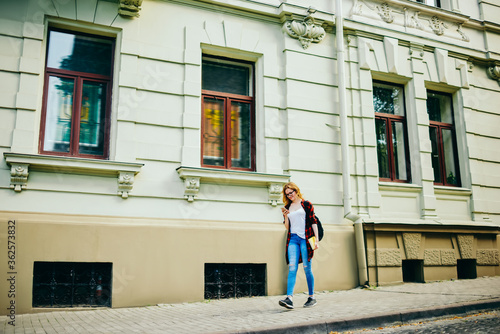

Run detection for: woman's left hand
[[314, 241, 319, 250]]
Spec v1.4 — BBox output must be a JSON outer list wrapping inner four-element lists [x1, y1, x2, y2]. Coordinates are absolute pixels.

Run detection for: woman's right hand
[[281, 207, 289, 216]]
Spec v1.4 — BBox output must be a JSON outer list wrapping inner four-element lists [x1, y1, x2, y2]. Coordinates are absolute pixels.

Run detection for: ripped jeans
[[287, 233, 314, 296]]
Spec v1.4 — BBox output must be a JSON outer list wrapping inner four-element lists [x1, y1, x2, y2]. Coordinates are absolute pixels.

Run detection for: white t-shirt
[[288, 206, 306, 239]]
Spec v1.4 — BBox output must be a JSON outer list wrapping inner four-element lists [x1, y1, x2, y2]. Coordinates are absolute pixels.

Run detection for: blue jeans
[[287, 233, 314, 296]]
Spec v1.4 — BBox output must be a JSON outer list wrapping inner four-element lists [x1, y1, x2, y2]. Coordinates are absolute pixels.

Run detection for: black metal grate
[[204, 263, 266, 299], [402, 260, 424, 283], [33, 262, 112, 308], [457, 259, 477, 279]]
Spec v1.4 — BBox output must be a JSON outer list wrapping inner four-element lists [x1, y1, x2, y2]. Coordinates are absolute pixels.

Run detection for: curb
[[229, 298, 500, 334]]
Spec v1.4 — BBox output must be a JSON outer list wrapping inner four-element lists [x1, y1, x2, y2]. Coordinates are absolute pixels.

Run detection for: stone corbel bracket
[[9, 163, 29, 192], [183, 177, 200, 202], [4, 153, 143, 198], [488, 63, 500, 85], [268, 183, 283, 206], [119, 0, 143, 18], [118, 171, 136, 199]]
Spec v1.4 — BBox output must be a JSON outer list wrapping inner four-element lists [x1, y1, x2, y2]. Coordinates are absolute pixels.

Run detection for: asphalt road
[[336, 308, 500, 334]]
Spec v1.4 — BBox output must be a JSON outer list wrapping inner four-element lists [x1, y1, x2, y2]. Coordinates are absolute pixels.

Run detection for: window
[[201, 57, 255, 170], [204, 263, 266, 299], [33, 262, 112, 307], [415, 0, 441, 7], [373, 82, 411, 182], [427, 91, 460, 186], [39, 28, 114, 159]]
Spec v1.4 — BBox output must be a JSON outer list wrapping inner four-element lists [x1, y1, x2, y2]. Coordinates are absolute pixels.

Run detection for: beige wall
[[0, 211, 358, 315], [0, 0, 499, 316]]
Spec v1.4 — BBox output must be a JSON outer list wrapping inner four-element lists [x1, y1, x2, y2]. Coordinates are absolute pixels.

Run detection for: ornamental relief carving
[[283, 15, 326, 49], [488, 64, 500, 85], [351, 0, 469, 42], [119, 0, 143, 18]]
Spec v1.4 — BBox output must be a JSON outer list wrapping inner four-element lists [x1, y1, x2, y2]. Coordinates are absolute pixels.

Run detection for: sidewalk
[[2, 276, 500, 334]]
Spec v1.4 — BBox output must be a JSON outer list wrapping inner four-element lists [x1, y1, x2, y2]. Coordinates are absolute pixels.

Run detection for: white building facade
[[0, 0, 499, 315]]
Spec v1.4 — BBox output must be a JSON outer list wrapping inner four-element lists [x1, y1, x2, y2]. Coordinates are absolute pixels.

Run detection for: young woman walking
[[279, 182, 319, 309]]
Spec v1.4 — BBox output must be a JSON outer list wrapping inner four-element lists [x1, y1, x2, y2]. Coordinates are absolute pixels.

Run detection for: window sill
[[4, 153, 143, 198], [176, 166, 290, 205], [434, 185, 472, 196], [379, 182, 423, 193]]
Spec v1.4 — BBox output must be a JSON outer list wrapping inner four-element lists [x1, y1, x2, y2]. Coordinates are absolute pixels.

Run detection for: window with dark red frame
[[373, 81, 411, 183], [415, 0, 442, 7], [39, 28, 114, 159], [427, 91, 460, 186], [201, 57, 255, 171]]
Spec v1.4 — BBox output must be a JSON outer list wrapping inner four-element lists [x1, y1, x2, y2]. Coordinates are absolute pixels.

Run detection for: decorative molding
[[283, 13, 326, 49], [119, 0, 143, 18], [9, 163, 29, 192], [350, 0, 470, 42], [456, 23, 469, 42], [488, 64, 500, 85], [377, 3, 394, 23], [3, 153, 143, 198], [176, 166, 290, 204], [429, 16, 447, 35]]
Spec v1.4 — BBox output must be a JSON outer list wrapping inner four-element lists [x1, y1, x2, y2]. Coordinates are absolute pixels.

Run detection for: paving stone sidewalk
[[1, 276, 500, 334]]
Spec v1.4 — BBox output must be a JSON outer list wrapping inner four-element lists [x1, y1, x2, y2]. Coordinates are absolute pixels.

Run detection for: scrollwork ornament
[[430, 16, 447, 36], [488, 64, 500, 85], [377, 3, 394, 24], [457, 23, 470, 42], [283, 15, 326, 49]]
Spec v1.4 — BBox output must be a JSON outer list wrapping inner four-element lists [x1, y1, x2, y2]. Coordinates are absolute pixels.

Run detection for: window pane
[[376, 118, 390, 178], [47, 30, 113, 76], [230, 102, 252, 169], [427, 92, 453, 123], [442, 128, 459, 186], [392, 121, 408, 181], [203, 97, 225, 166], [202, 60, 250, 96], [79, 81, 107, 155], [43, 76, 74, 153], [429, 126, 442, 183], [373, 83, 404, 116]]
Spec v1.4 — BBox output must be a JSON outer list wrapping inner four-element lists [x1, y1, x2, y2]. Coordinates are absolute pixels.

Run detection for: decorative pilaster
[[10, 163, 29, 192], [119, 0, 143, 18], [183, 177, 200, 202], [117, 171, 135, 199], [268, 183, 282, 206]]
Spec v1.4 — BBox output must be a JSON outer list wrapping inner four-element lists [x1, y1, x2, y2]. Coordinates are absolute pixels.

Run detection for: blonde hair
[[282, 182, 304, 206]]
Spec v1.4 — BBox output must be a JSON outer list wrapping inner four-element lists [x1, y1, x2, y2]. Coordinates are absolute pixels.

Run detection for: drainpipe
[[335, 0, 368, 286]]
